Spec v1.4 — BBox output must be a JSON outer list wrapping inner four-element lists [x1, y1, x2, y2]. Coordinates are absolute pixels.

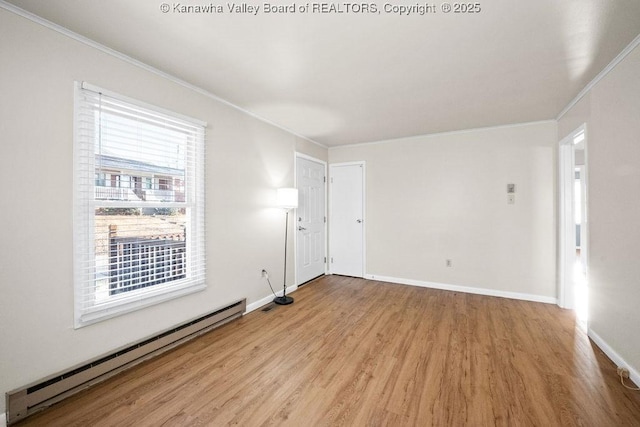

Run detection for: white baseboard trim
[[246, 293, 275, 313], [1, 412, 6, 427], [245, 285, 299, 314], [588, 328, 640, 387], [364, 274, 557, 304]]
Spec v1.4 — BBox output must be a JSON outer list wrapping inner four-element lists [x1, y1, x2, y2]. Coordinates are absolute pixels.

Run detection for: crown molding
[[557, 32, 640, 120], [0, 0, 327, 149], [330, 120, 557, 150], [6, 0, 637, 149]]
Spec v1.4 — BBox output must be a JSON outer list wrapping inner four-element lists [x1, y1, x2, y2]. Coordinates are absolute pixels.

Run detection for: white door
[[296, 156, 326, 285], [330, 162, 364, 277]]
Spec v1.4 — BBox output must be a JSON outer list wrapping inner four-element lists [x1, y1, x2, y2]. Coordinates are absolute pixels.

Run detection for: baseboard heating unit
[[6, 299, 246, 425]]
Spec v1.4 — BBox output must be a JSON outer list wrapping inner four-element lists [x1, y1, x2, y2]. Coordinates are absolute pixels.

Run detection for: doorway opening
[[559, 125, 589, 325]]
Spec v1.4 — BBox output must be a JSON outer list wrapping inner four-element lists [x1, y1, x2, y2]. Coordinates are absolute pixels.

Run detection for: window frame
[[73, 82, 207, 328]]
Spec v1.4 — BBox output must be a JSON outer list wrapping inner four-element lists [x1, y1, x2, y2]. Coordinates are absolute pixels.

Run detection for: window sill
[[75, 281, 206, 328]]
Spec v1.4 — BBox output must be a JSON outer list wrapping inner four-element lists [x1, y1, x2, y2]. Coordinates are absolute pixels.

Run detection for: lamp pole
[[274, 187, 297, 305]]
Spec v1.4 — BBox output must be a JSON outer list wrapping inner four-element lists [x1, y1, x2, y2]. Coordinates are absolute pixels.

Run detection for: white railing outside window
[[74, 82, 206, 327]]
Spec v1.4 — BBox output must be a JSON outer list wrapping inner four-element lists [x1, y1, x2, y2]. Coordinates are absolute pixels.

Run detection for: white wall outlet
[[507, 194, 515, 204], [446, 259, 452, 267]]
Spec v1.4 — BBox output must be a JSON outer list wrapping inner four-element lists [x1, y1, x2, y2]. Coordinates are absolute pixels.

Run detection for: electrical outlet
[[617, 366, 630, 378], [261, 269, 268, 278], [446, 259, 452, 267]]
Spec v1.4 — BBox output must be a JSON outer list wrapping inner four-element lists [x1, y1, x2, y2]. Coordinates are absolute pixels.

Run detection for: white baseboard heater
[[6, 299, 246, 425]]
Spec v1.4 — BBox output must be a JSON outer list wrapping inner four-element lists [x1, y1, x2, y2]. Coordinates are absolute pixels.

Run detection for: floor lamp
[[274, 188, 298, 305]]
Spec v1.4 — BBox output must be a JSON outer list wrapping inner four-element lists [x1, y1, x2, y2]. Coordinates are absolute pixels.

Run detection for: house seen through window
[[74, 83, 206, 327]]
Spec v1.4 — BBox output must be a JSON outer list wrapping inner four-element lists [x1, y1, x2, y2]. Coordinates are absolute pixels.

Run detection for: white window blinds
[[74, 82, 206, 327]]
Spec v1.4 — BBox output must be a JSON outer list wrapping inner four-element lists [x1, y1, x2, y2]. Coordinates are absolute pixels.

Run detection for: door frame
[[294, 152, 328, 286], [558, 124, 588, 311], [329, 161, 366, 277]]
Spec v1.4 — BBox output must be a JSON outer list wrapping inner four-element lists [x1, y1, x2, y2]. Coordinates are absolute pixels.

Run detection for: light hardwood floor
[[17, 276, 640, 426]]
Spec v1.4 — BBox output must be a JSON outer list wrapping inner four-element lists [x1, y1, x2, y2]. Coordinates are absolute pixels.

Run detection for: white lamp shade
[[276, 187, 298, 209]]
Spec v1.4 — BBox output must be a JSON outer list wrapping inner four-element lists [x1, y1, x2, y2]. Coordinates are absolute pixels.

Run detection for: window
[[74, 82, 206, 327]]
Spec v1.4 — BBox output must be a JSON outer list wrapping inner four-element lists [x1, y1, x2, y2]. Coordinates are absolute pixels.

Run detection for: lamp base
[[273, 295, 294, 305]]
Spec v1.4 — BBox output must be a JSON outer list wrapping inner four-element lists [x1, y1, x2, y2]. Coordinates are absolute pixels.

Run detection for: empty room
[[1, 0, 640, 425]]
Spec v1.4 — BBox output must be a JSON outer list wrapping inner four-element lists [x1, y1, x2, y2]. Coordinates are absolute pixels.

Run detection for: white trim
[[0, 412, 6, 427], [294, 153, 329, 285], [295, 152, 327, 164], [245, 293, 277, 314], [557, 124, 589, 311], [0, 0, 326, 149], [589, 329, 640, 388], [361, 163, 367, 277], [364, 274, 558, 305], [5, 0, 640, 148], [245, 285, 299, 314], [329, 120, 557, 150], [78, 284, 207, 327], [557, 33, 640, 120], [73, 83, 207, 328], [558, 131, 576, 309], [329, 160, 368, 167], [579, 127, 590, 324]]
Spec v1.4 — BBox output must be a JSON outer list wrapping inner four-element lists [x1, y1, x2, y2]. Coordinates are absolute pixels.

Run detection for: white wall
[[0, 9, 326, 413], [558, 42, 640, 379], [4, 1, 637, 417], [329, 121, 557, 300]]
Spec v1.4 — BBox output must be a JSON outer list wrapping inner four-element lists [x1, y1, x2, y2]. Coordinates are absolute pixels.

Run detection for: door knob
[[299, 226, 307, 231]]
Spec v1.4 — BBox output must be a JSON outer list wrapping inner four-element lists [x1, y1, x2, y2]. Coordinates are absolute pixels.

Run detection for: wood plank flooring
[[16, 276, 640, 426]]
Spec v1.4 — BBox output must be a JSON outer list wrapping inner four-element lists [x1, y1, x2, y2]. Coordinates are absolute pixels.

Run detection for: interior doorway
[[558, 125, 589, 324]]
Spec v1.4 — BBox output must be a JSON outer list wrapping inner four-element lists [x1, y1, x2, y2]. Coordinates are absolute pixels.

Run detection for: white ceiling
[[6, 0, 640, 146]]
